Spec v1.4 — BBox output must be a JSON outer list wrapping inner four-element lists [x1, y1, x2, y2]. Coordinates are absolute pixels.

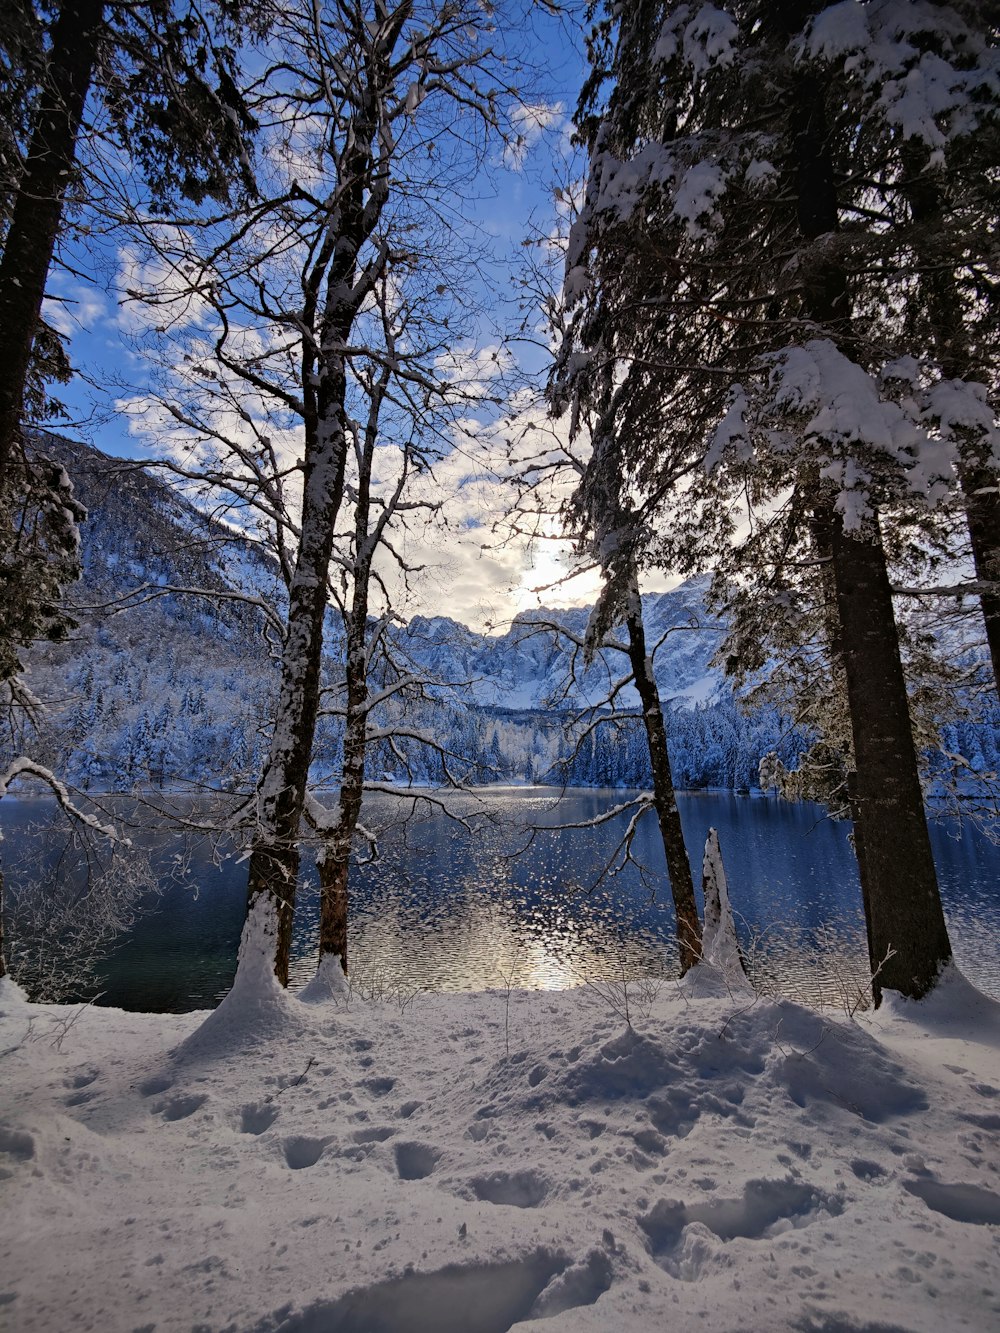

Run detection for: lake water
[[2, 789, 998, 1012]]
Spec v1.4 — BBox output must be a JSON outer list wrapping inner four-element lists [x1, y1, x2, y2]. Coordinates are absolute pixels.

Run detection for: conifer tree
[[553, 0, 977, 999]]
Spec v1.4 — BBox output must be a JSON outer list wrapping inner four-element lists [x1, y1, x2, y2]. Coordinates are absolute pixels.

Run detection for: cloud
[[504, 100, 566, 171], [42, 273, 112, 339]]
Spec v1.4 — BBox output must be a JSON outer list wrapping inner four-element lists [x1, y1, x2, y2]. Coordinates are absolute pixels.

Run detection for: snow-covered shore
[[1, 967, 999, 1332]]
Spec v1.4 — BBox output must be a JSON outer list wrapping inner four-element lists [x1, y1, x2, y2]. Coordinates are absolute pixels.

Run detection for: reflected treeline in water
[[1, 790, 998, 1011]]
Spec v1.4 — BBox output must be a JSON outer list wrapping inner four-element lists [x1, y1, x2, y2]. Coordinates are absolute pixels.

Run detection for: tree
[[504, 409, 702, 970], [123, 0, 525, 984], [0, 0, 258, 985], [554, 0, 964, 999], [0, 0, 257, 477], [308, 275, 484, 980], [802, 1, 1000, 691]]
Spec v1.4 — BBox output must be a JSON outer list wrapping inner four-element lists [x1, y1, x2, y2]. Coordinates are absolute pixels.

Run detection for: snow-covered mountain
[[14, 432, 996, 800], [400, 577, 726, 715], [17, 433, 994, 797]]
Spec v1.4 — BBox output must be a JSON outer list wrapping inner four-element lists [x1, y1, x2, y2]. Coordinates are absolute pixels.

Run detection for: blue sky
[[45, 5, 589, 455], [37, 4, 603, 629]]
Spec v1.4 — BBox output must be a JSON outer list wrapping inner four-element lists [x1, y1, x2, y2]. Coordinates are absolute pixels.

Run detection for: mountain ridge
[[8, 434, 799, 791]]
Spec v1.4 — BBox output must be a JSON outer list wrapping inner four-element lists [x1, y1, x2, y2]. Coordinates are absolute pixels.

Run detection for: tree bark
[[0, 863, 7, 981], [899, 151, 1000, 693], [240, 9, 409, 986], [317, 533, 371, 972], [789, 58, 951, 999], [813, 506, 952, 998], [0, 0, 106, 476], [243, 384, 352, 986], [317, 625, 367, 971], [622, 567, 702, 973]]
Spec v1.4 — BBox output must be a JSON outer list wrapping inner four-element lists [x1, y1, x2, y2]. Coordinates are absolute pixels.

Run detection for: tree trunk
[[0, 863, 7, 981], [789, 59, 951, 999], [317, 610, 369, 973], [315, 367, 394, 973], [814, 506, 952, 998], [900, 151, 1000, 692], [0, 0, 106, 476], [807, 496, 876, 973], [243, 404, 351, 985], [622, 568, 702, 973]]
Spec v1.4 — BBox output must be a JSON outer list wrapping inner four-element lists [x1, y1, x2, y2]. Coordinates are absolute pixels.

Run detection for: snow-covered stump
[[697, 827, 751, 994]]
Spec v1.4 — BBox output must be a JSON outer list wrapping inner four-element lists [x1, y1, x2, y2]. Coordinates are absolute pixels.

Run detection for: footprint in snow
[[282, 1135, 331, 1170], [240, 1102, 279, 1135], [251, 1247, 607, 1333], [640, 1177, 844, 1277], [0, 1126, 35, 1160], [850, 1159, 888, 1183], [395, 1142, 439, 1181], [154, 1093, 207, 1122], [63, 1089, 96, 1108], [361, 1077, 396, 1097], [352, 1126, 395, 1144], [903, 1178, 1000, 1226], [138, 1074, 174, 1097], [66, 1069, 99, 1090], [468, 1169, 549, 1208]]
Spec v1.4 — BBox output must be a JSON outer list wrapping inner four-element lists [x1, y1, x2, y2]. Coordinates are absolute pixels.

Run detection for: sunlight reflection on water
[[2, 788, 997, 1011]]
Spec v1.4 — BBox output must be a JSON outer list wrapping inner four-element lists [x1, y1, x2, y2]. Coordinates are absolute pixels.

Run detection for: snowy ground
[[1, 963, 999, 1333]]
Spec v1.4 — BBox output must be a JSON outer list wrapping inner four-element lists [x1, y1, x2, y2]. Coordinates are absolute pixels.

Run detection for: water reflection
[[1, 789, 997, 1011]]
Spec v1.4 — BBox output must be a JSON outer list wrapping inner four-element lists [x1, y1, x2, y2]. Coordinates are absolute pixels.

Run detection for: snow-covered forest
[[1, 1, 1000, 1329]]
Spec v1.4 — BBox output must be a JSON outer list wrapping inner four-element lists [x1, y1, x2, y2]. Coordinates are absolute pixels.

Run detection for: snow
[[653, 4, 738, 72], [682, 5, 739, 74], [760, 340, 955, 520], [672, 160, 728, 238], [700, 827, 749, 991], [802, 0, 1000, 157], [2, 966, 1000, 1332]]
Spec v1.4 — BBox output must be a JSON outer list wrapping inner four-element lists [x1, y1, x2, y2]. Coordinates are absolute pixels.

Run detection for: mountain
[[7, 434, 804, 791], [400, 575, 726, 714]]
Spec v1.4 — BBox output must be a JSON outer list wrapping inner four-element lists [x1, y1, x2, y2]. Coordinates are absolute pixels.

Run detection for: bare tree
[[120, 0, 529, 982]]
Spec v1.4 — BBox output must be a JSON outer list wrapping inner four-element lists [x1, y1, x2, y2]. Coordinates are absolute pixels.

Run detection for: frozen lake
[[2, 788, 998, 1011]]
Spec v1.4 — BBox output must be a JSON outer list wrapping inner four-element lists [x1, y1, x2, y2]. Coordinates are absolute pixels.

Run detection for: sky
[[37, 2, 647, 633]]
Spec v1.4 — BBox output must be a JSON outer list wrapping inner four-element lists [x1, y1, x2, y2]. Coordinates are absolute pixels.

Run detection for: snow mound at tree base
[[179, 897, 309, 1055], [877, 962, 1000, 1050], [1, 979, 999, 1333]]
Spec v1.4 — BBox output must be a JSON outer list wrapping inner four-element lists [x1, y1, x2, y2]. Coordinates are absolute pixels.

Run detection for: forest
[[2, 0, 997, 1001], [1, 5, 1000, 1328]]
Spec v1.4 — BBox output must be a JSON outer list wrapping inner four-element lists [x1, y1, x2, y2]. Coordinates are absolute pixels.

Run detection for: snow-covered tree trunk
[[788, 54, 951, 1000], [0, 862, 7, 981], [700, 826, 746, 985], [317, 568, 370, 973], [623, 568, 701, 973], [243, 396, 352, 985], [317, 685, 365, 972]]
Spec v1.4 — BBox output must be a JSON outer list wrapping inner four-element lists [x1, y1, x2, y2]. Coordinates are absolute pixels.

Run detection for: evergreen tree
[[553, 0, 976, 999], [0, 0, 258, 703]]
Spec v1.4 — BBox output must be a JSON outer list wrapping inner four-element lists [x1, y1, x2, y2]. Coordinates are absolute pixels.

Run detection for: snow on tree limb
[[0, 758, 126, 844]]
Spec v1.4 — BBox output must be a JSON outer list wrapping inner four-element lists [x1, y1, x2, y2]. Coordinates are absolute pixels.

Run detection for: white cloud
[[42, 273, 112, 339], [504, 100, 566, 171]]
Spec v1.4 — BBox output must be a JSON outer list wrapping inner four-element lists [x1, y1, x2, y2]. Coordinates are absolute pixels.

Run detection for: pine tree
[[554, 0, 968, 999]]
